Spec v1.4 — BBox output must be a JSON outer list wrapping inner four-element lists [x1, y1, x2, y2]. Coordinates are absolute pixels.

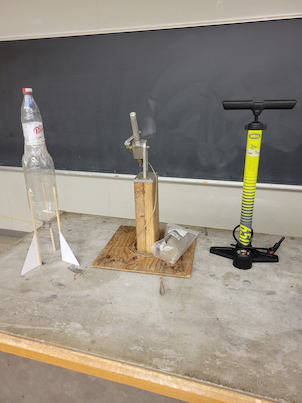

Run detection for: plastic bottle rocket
[[21, 88, 79, 275], [21, 88, 57, 229]]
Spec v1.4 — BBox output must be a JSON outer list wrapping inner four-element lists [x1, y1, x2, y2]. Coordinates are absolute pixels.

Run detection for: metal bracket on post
[[124, 112, 150, 179]]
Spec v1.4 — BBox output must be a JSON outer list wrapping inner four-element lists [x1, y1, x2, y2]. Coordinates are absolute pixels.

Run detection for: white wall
[[1, 167, 301, 238], [0, 0, 301, 40]]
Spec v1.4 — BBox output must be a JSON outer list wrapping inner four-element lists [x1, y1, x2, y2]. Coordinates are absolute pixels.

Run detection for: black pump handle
[[223, 100, 296, 115]]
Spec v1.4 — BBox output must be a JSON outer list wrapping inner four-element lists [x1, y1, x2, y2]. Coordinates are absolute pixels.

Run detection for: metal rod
[[130, 112, 141, 142], [142, 143, 148, 179]]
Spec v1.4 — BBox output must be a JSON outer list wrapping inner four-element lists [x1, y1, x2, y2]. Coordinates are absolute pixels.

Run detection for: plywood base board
[[91, 226, 196, 278]]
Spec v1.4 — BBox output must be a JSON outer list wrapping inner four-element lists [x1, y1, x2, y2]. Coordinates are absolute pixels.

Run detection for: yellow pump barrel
[[238, 129, 262, 246]]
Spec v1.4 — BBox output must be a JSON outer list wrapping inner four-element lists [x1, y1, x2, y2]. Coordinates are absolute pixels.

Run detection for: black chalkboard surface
[[0, 18, 301, 184]]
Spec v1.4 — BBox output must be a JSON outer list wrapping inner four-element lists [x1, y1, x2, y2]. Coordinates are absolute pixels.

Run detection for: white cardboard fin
[[59, 231, 79, 266], [21, 234, 41, 276]]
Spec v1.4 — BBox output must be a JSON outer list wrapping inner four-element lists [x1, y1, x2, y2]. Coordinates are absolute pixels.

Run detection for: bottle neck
[[24, 142, 48, 154], [24, 94, 34, 108]]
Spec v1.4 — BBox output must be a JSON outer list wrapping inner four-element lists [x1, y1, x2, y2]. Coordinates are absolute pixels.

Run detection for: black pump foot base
[[210, 246, 279, 270]]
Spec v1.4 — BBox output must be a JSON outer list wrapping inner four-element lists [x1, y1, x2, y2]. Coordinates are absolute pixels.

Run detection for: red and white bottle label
[[22, 122, 45, 145]]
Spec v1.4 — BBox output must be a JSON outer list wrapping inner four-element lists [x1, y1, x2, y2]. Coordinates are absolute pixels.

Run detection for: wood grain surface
[[134, 175, 160, 253], [91, 226, 195, 278]]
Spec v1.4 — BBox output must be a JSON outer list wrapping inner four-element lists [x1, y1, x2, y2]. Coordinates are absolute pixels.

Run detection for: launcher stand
[[124, 112, 159, 253], [210, 99, 296, 269]]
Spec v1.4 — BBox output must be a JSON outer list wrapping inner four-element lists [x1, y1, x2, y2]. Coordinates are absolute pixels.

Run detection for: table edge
[[0, 332, 275, 403]]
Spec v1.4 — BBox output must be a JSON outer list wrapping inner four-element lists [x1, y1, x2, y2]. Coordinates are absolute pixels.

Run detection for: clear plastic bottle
[[21, 88, 57, 227]]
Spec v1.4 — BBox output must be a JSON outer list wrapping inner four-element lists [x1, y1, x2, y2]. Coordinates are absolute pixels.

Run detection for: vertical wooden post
[[134, 172, 159, 253]]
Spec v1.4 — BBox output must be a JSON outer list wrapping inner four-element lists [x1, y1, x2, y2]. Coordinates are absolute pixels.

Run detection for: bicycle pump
[[210, 100, 296, 269]]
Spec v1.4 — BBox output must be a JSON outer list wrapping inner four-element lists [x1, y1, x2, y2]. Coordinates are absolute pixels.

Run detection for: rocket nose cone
[[23, 88, 33, 95]]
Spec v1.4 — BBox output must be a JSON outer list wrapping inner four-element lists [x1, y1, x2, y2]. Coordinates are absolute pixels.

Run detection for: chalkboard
[[0, 18, 302, 185]]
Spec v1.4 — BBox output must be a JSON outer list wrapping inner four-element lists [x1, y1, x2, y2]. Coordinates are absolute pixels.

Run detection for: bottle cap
[[22, 88, 33, 94]]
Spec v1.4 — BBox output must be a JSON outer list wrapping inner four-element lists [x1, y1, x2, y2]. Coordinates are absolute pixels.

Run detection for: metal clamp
[[124, 112, 149, 179]]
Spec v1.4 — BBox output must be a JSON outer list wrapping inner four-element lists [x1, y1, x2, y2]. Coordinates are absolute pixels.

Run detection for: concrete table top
[[0, 212, 301, 403]]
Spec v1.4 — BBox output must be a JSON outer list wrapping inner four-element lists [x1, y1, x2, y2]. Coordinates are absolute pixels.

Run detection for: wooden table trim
[[0, 332, 274, 403]]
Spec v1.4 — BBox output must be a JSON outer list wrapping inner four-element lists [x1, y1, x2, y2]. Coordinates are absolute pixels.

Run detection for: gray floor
[[0, 351, 184, 403], [0, 234, 23, 253], [1, 214, 301, 402], [0, 232, 185, 403]]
